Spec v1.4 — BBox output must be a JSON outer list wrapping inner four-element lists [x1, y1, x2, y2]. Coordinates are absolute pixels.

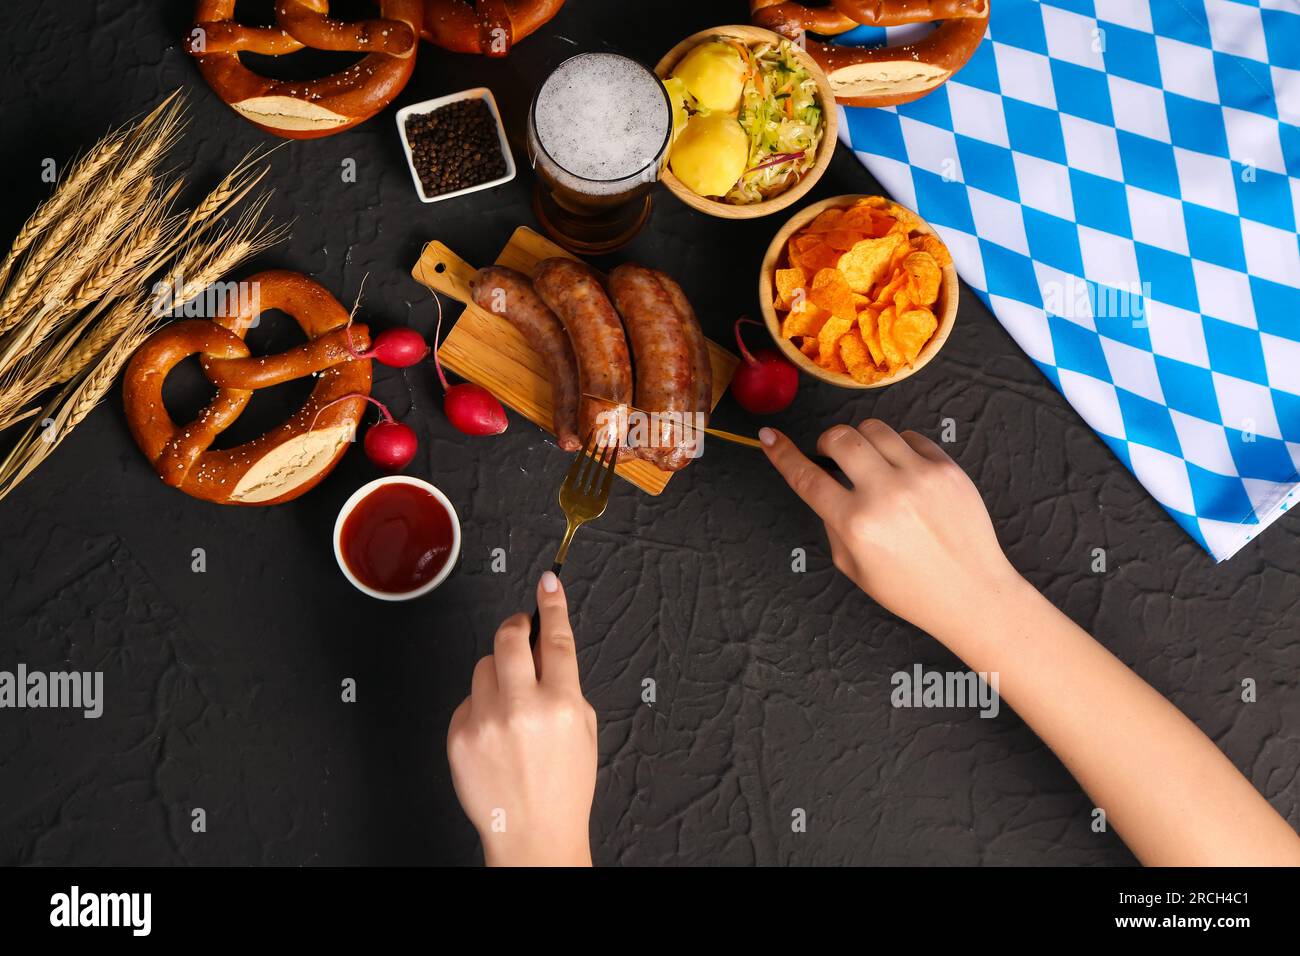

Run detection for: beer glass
[[527, 52, 673, 255]]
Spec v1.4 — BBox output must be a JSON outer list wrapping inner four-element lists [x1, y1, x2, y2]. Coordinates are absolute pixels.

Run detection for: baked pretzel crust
[[750, 0, 989, 107], [123, 270, 373, 506]]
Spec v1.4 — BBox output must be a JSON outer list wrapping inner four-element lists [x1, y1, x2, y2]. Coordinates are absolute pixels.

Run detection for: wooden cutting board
[[411, 226, 738, 496]]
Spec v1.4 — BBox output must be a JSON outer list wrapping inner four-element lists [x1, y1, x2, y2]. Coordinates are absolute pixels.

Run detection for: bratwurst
[[609, 264, 704, 471], [471, 265, 581, 451], [648, 269, 713, 441], [532, 258, 633, 451]]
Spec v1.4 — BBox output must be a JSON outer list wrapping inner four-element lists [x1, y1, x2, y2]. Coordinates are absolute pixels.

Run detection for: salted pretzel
[[420, 0, 567, 56], [751, 0, 990, 107], [187, 1, 566, 137], [187, 0, 422, 138], [123, 271, 373, 506]]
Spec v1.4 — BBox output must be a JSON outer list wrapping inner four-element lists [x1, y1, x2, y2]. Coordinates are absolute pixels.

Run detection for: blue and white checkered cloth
[[837, 0, 1300, 562]]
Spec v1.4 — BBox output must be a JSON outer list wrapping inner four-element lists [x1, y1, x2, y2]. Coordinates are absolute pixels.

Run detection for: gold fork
[[530, 429, 619, 643]]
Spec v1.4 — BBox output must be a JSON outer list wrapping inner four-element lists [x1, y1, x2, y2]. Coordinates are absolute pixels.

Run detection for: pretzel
[[187, 1, 566, 136], [123, 271, 373, 506], [751, 0, 990, 107], [420, 0, 566, 57], [187, 0, 422, 139]]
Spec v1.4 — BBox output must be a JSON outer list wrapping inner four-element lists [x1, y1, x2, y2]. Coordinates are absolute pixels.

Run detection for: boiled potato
[[662, 76, 689, 142], [670, 112, 748, 197], [671, 40, 746, 113]]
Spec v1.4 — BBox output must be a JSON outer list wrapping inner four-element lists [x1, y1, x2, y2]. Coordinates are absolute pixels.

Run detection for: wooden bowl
[[654, 25, 838, 220], [759, 195, 959, 389]]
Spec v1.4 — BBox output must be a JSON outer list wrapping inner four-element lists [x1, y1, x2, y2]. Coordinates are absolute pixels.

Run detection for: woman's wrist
[[482, 827, 592, 867], [923, 560, 1038, 657]]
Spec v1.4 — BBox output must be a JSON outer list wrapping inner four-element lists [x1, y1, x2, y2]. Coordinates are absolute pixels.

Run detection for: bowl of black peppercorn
[[397, 88, 515, 203]]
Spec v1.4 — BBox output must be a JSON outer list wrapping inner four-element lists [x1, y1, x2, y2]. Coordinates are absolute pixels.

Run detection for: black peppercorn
[[405, 98, 509, 199]]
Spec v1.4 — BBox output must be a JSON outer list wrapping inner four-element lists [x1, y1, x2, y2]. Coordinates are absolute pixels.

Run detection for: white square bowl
[[396, 88, 516, 204]]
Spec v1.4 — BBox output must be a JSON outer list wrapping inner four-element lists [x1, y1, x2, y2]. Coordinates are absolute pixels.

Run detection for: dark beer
[[528, 53, 672, 254]]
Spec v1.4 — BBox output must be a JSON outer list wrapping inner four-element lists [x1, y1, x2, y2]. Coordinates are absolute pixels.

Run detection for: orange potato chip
[[782, 300, 830, 338], [871, 268, 908, 310], [810, 268, 857, 320], [840, 204, 890, 236], [775, 266, 807, 310], [877, 305, 904, 368], [818, 348, 847, 374], [798, 336, 819, 358], [804, 209, 846, 233], [902, 251, 942, 305], [838, 329, 882, 384], [817, 314, 854, 367], [892, 307, 938, 364], [889, 205, 924, 234], [837, 235, 903, 293], [855, 195, 923, 232], [790, 237, 841, 275], [823, 228, 869, 251], [911, 233, 953, 268], [857, 308, 886, 367]]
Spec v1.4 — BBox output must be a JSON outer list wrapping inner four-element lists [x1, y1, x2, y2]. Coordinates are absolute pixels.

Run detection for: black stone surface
[[0, 1, 1296, 867]]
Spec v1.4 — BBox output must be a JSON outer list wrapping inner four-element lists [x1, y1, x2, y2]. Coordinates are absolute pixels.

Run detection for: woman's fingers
[[493, 612, 538, 692], [760, 427, 850, 520], [471, 654, 498, 703], [856, 418, 918, 467], [817, 423, 889, 485], [534, 572, 581, 690], [900, 428, 953, 465]]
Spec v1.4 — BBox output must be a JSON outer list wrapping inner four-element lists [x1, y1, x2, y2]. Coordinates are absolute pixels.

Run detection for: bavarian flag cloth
[[836, 0, 1300, 563]]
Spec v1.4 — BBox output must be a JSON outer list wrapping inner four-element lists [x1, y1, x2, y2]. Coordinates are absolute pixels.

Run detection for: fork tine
[[583, 436, 610, 493], [597, 441, 618, 499], [564, 430, 595, 486]]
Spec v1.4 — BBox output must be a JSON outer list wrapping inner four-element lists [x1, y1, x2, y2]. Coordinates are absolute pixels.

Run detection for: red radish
[[345, 325, 430, 368], [340, 278, 431, 368], [313, 394, 418, 472], [431, 293, 508, 436], [364, 417, 419, 472], [730, 317, 798, 414]]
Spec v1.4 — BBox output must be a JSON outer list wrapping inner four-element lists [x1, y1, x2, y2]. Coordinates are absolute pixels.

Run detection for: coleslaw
[[725, 39, 824, 205]]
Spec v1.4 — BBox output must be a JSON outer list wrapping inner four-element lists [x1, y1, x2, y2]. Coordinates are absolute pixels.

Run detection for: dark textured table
[[1, 0, 1296, 867]]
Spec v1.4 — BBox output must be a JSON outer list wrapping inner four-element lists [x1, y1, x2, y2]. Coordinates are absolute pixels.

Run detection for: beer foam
[[533, 53, 670, 192]]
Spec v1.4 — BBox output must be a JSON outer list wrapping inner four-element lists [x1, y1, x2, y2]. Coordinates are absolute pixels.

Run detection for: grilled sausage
[[648, 270, 712, 458], [608, 263, 696, 471], [471, 265, 581, 452], [532, 258, 632, 452]]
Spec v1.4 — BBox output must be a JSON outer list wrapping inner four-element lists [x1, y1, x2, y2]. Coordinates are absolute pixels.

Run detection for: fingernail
[[540, 570, 559, 593], [758, 427, 776, 447]]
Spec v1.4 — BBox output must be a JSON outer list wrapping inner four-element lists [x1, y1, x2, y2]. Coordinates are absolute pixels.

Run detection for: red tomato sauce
[[340, 483, 454, 594]]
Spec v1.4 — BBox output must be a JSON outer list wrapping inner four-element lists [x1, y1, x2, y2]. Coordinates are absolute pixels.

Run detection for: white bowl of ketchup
[[333, 476, 461, 601]]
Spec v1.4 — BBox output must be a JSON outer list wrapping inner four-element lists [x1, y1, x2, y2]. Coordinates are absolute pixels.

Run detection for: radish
[[730, 317, 798, 414], [345, 325, 430, 368], [363, 416, 419, 472], [313, 393, 418, 472], [341, 277, 432, 368], [431, 293, 508, 436]]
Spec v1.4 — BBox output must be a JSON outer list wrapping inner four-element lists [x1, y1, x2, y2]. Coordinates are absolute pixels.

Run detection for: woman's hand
[[760, 420, 1021, 641], [447, 572, 597, 867], [764, 419, 1300, 865]]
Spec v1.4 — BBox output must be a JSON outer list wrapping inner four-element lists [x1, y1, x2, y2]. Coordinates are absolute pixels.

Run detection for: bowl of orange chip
[[759, 195, 958, 388]]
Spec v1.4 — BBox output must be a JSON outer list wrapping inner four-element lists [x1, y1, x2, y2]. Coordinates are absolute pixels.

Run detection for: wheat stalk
[[0, 89, 287, 500], [0, 91, 182, 315], [0, 207, 86, 335], [0, 319, 152, 501], [0, 179, 151, 379], [0, 136, 125, 295], [184, 150, 271, 234]]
